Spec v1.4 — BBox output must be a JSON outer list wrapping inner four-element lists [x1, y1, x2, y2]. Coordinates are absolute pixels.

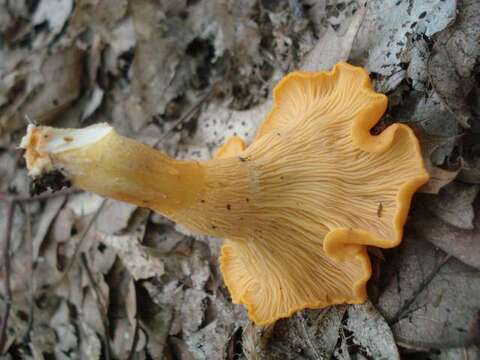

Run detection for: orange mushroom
[[20, 62, 429, 325]]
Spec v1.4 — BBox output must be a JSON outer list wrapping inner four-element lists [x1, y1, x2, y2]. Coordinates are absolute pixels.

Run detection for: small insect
[[377, 202, 383, 218]]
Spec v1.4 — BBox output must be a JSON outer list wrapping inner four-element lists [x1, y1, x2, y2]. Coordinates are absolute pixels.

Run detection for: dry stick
[[21, 207, 34, 341], [127, 319, 140, 360], [0, 201, 15, 353], [389, 253, 452, 325], [0, 188, 79, 203], [80, 253, 111, 360]]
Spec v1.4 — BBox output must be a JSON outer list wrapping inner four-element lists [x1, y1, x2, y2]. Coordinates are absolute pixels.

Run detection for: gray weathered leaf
[[425, 182, 479, 230], [344, 302, 399, 360], [352, 0, 456, 76], [428, 0, 480, 128], [377, 236, 480, 348], [410, 197, 480, 270], [99, 210, 165, 280]]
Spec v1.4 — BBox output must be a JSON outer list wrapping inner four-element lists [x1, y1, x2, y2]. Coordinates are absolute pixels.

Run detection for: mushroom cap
[[215, 62, 429, 325]]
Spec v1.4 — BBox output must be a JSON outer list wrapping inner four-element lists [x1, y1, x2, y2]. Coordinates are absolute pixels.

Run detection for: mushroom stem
[[20, 123, 251, 236]]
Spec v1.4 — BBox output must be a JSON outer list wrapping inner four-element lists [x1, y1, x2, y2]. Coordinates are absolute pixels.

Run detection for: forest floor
[[0, 0, 479, 359]]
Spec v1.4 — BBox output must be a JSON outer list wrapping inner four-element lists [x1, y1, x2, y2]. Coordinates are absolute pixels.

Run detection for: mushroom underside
[[215, 62, 429, 324]]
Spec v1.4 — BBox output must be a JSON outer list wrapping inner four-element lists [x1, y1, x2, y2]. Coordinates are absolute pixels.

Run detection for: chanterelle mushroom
[[20, 62, 429, 325]]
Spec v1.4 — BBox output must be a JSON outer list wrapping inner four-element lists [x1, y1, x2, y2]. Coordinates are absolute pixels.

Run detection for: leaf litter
[[0, 0, 479, 359]]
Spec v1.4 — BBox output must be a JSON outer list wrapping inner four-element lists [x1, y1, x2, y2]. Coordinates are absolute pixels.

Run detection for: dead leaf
[[24, 46, 83, 124], [111, 318, 135, 360], [343, 301, 400, 360], [50, 300, 79, 358], [410, 194, 480, 270], [377, 236, 480, 348], [67, 192, 105, 217], [181, 289, 208, 335], [419, 164, 459, 194], [428, 0, 480, 128], [99, 209, 165, 280], [413, 128, 460, 194], [0, 45, 83, 141], [79, 321, 102, 360], [352, 0, 456, 77], [302, 4, 366, 72], [139, 291, 173, 359], [96, 199, 137, 235], [425, 182, 479, 230], [185, 320, 236, 360], [266, 307, 345, 359], [459, 158, 480, 184], [432, 345, 480, 359], [169, 337, 196, 360], [68, 0, 129, 36], [32, 0, 74, 47], [130, 0, 191, 118], [33, 196, 67, 260]]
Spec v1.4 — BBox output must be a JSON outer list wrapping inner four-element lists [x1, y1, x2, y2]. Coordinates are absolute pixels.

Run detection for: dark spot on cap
[[226, 204, 231, 210]]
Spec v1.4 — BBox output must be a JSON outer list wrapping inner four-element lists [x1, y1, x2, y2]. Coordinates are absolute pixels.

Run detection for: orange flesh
[[217, 62, 429, 324]]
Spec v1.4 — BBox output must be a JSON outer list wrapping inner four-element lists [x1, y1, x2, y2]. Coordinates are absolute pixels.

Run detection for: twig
[[0, 188, 79, 203], [24, 114, 36, 126], [81, 253, 111, 360], [153, 85, 218, 148], [395, 341, 431, 352], [296, 312, 322, 360], [127, 319, 140, 360], [0, 201, 15, 353], [21, 206, 34, 342], [390, 253, 452, 324]]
